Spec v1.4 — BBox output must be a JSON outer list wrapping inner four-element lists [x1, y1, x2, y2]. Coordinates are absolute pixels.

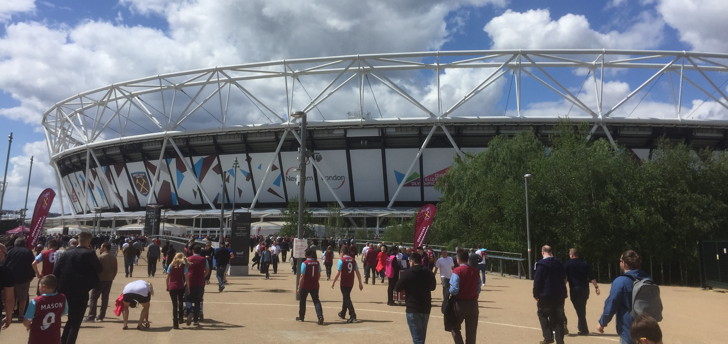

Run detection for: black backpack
[[624, 274, 663, 322]]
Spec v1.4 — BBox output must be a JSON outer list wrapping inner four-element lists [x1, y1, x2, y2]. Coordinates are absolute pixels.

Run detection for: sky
[[0, 0, 727, 215]]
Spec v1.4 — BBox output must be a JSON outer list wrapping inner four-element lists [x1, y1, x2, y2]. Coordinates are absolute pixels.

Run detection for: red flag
[[413, 204, 437, 249], [27, 188, 55, 249]]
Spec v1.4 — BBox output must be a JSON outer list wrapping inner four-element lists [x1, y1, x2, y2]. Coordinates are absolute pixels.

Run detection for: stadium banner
[[413, 203, 437, 249], [27, 188, 56, 249]]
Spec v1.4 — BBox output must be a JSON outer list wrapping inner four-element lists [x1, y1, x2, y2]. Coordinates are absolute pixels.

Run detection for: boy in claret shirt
[[331, 245, 364, 323], [297, 248, 324, 325], [24, 275, 68, 344]]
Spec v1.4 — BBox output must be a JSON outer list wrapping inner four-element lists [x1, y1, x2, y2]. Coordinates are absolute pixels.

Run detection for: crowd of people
[[0, 229, 665, 344]]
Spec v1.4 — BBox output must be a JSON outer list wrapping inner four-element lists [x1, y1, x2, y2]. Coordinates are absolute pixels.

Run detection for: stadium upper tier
[[42, 50, 728, 216]]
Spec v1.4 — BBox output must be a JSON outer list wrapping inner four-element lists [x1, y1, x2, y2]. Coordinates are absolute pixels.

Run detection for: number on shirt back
[[347, 262, 353, 273], [41, 311, 56, 330]]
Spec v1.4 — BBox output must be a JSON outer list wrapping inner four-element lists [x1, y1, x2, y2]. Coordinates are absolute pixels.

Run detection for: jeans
[[169, 288, 184, 327], [405, 312, 430, 344], [147, 257, 158, 277], [62, 292, 88, 344], [440, 277, 451, 313], [87, 281, 113, 320], [298, 288, 323, 320], [339, 286, 355, 318], [537, 298, 566, 344], [124, 256, 135, 277], [324, 262, 333, 279], [187, 285, 205, 322], [570, 294, 589, 334], [216, 264, 227, 289]]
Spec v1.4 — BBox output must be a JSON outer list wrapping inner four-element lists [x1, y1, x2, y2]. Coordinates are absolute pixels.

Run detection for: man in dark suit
[[53, 232, 102, 344], [564, 248, 600, 335], [533, 245, 567, 344]]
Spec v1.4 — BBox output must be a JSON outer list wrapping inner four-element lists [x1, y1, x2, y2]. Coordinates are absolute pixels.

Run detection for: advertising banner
[[27, 188, 56, 249], [144, 204, 163, 236], [413, 203, 437, 249]]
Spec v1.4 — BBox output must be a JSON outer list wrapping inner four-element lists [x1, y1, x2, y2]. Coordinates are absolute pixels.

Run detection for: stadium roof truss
[[42, 50, 728, 217]]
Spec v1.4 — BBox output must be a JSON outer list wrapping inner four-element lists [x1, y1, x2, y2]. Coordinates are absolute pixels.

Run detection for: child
[[331, 245, 364, 323], [297, 248, 324, 325], [23, 274, 67, 344]]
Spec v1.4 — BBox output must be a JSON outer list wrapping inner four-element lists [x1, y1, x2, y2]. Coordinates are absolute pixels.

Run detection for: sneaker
[[193, 322, 200, 327], [317, 317, 324, 325], [337, 312, 345, 320], [95, 317, 103, 322], [346, 317, 357, 323], [577, 331, 589, 336], [173, 325, 180, 329], [219, 285, 224, 292], [200, 313, 204, 321], [564, 328, 569, 335], [295, 317, 304, 322], [185, 313, 192, 326], [539, 340, 555, 344], [83, 317, 94, 323]]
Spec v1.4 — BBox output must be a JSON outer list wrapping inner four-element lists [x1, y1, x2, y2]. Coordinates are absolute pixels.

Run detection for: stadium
[[42, 50, 728, 234]]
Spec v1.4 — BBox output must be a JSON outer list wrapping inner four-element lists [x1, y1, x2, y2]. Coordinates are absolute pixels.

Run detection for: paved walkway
[[1, 255, 726, 343]]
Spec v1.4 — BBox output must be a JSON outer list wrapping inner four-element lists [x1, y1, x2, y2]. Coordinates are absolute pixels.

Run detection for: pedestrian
[[122, 239, 138, 278], [331, 246, 363, 323], [165, 243, 176, 275], [260, 244, 272, 279], [23, 275, 67, 344], [280, 238, 289, 262], [597, 250, 653, 344], [214, 244, 230, 292], [120, 280, 153, 330], [5, 237, 35, 322], [376, 245, 387, 283], [271, 240, 280, 274], [385, 246, 401, 306], [476, 247, 488, 285], [394, 252, 436, 344], [296, 248, 324, 325], [322, 246, 334, 280], [161, 241, 170, 273], [86, 242, 117, 322], [53, 231, 102, 344], [31, 239, 59, 284], [534, 245, 567, 344], [564, 247, 600, 336], [166, 252, 187, 329], [185, 244, 208, 326], [449, 251, 482, 344], [433, 248, 454, 313], [630, 314, 663, 344], [0, 243, 15, 332], [365, 243, 378, 285], [146, 240, 161, 277], [201, 241, 215, 284]]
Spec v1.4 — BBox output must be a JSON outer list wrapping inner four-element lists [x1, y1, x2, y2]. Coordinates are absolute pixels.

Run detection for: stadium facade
[[42, 50, 728, 229]]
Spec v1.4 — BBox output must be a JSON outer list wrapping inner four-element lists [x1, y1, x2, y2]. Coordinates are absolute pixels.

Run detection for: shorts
[[123, 293, 151, 304]]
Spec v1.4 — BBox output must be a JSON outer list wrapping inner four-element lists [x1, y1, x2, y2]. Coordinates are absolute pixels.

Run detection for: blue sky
[[0, 0, 726, 214]]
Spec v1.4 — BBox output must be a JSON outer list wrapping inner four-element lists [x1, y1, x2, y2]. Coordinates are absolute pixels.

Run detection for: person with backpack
[[597, 250, 662, 344]]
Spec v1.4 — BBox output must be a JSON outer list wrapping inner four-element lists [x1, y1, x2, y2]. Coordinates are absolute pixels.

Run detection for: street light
[[0, 132, 13, 215], [291, 110, 307, 300], [230, 157, 239, 241], [524, 173, 533, 280]]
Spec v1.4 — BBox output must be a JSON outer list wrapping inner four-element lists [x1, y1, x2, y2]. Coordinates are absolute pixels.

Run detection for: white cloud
[[3, 140, 62, 215], [0, 0, 34, 22], [657, 0, 728, 52], [484, 8, 665, 50]]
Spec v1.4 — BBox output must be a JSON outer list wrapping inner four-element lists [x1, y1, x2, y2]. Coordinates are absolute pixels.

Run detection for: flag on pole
[[27, 188, 55, 249], [413, 204, 437, 249]]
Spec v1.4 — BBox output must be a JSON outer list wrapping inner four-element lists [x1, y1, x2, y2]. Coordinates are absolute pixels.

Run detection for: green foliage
[[279, 198, 315, 238], [433, 123, 728, 286], [382, 217, 415, 243]]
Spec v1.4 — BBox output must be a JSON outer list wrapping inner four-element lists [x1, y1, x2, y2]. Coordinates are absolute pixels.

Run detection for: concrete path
[[1, 255, 725, 343]]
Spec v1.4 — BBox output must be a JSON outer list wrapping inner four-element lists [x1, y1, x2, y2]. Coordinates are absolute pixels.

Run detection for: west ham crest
[[132, 172, 150, 196]]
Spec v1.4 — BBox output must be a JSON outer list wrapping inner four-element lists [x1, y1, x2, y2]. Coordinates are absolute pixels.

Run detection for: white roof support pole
[[146, 137, 168, 205], [88, 149, 125, 211], [439, 124, 465, 160], [82, 149, 92, 213], [387, 125, 438, 209], [53, 161, 73, 215], [167, 137, 217, 210], [250, 129, 290, 209]]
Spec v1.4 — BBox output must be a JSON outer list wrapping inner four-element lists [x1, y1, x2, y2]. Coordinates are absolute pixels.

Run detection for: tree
[[279, 198, 315, 238]]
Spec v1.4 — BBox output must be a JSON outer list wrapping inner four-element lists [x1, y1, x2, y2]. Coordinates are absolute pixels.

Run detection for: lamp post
[[524, 173, 533, 280], [19, 155, 34, 228], [220, 170, 226, 237], [291, 110, 307, 300], [230, 157, 239, 241], [0, 132, 13, 215]]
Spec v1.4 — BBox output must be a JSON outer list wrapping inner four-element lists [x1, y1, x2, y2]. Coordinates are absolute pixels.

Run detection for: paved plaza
[[1, 255, 726, 343]]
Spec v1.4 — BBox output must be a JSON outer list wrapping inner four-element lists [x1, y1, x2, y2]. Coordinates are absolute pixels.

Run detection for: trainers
[[346, 317, 357, 323], [295, 317, 304, 322], [337, 312, 345, 320], [317, 317, 324, 325], [193, 322, 200, 327], [219, 285, 224, 292], [539, 340, 555, 344], [185, 313, 192, 326]]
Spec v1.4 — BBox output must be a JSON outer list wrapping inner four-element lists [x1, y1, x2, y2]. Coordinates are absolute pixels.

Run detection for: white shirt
[[123, 280, 152, 297], [435, 256, 455, 279], [271, 244, 280, 255], [362, 246, 370, 256]]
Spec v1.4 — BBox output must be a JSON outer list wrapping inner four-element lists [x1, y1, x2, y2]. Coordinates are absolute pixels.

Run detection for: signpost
[[144, 204, 163, 236], [230, 211, 251, 276]]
